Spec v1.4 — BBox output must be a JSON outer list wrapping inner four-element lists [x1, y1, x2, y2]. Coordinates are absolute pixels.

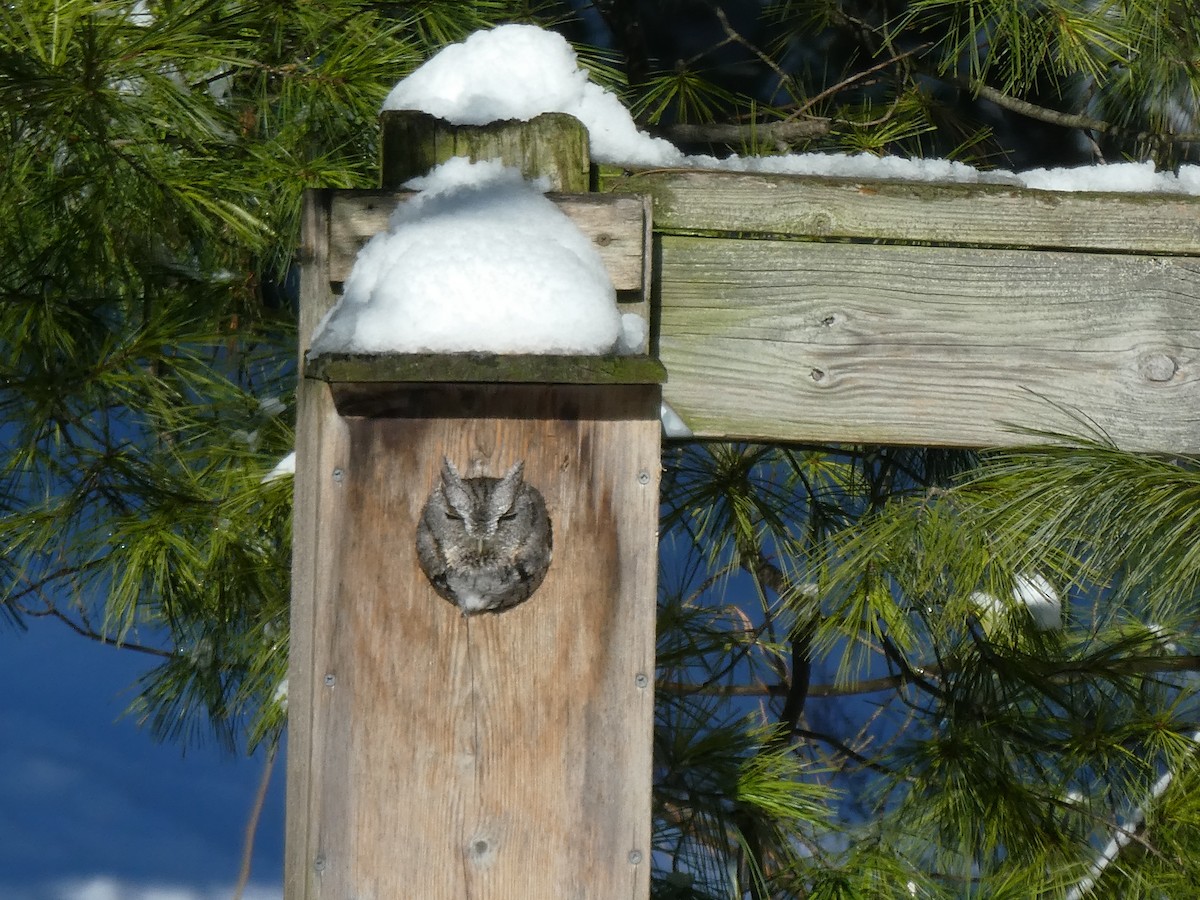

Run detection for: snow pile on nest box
[[325, 26, 1199, 359], [383, 24, 1200, 195], [309, 158, 621, 355]]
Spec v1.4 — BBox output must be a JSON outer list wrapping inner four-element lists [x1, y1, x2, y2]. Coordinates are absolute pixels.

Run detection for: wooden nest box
[[286, 110, 662, 900]]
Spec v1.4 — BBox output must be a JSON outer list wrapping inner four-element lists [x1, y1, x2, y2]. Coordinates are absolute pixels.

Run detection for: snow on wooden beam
[[604, 169, 1200, 254], [602, 169, 1200, 452], [325, 190, 650, 292]]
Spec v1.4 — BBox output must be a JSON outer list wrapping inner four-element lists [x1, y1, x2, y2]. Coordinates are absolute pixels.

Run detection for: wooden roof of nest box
[[305, 351, 667, 417]]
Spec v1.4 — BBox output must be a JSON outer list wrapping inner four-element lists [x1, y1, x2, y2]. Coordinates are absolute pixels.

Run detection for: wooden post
[[380, 110, 591, 191], [286, 113, 661, 899]]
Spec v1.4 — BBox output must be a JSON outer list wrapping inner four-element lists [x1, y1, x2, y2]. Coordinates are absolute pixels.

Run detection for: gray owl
[[415, 457, 552, 615]]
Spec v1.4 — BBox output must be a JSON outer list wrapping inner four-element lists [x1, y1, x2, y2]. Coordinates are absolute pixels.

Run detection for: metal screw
[[332, 467, 344, 483], [324, 673, 336, 687], [628, 850, 643, 865], [637, 470, 650, 485], [634, 673, 649, 689], [313, 856, 326, 873]]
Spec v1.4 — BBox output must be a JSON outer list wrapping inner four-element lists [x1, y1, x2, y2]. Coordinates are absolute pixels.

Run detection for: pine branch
[[1066, 729, 1200, 899], [793, 727, 899, 777], [663, 654, 1200, 698], [661, 671, 924, 698], [11, 569, 173, 658], [27, 606, 173, 659]]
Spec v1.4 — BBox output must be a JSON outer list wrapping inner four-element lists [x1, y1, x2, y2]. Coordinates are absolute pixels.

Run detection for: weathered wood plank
[[306, 391, 659, 899], [380, 110, 589, 192], [286, 189, 353, 900], [328, 191, 648, 291], [604, 170, 1200, 255], [657, 235, 1200, 451]]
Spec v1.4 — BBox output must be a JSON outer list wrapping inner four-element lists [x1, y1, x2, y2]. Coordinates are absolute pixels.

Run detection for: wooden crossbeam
[[603, 170, 1200, 452]]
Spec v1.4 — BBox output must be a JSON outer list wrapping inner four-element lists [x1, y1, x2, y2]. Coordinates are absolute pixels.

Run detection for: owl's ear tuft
[[440, 457, 472, 513], [490, 461, 525, 515], [441, 456, 463, 485]]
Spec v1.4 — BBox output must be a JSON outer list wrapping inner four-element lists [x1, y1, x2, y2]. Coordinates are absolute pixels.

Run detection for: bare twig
[[970, 80, 1115, 134], [793, 727, 900, 777], [964, 79, 1200, 145], [234, 742, 279, 900], [656, 118, 830, 147], [24, 606, 174, 658], [789, 45, 928, 119], [15, 571, 173, 658], [705, 2, 792, 90]]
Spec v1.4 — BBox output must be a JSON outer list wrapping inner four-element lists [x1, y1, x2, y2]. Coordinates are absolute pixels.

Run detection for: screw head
[[628, 850, 643, 865], [634, 673, 649, 689], [637, 470, 650, 485], [313, 856, 326, 872], [324, 673, 336, 687], [332, 468, 344, 483]]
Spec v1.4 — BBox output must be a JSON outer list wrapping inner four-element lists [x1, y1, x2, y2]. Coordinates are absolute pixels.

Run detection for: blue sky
[[0, 619, 285, 900]]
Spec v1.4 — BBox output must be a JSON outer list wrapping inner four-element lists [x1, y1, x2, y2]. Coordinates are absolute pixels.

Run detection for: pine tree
[[3, 2, 1198, 897]]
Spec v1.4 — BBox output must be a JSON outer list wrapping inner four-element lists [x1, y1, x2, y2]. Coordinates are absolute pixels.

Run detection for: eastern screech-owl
[[415, 457, 552, 615]]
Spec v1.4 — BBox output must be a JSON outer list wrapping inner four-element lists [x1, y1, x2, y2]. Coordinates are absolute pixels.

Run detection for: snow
[[262, 451, 295, 484], [309, 157, 620, 355], [382, 23, 1200, 196], [126, 1, 153, 27], [1066, 726, 1200, 900], [1011, 573, 1062, 630], [324, 24, 1200, 361], [257, 396, 286, 418], [616, 312, 646, 355], [659, 402, 693, 439], [970, 572, 1062, 632], [382, 25, 681, 166], [54, 878, 279, 900]]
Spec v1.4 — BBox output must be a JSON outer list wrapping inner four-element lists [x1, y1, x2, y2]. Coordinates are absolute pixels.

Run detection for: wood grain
[[286, 189, 353, 900], [656, 235, 1200, 451], [302, 392, 659, 899], [604, 169, 1200, 254], [380, 110, 590, 192], [328, 191, 649, 293], [290, 189, 659, 900]]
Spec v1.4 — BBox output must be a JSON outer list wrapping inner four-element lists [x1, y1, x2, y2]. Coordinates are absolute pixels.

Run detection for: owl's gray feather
[[416, 458, 552, 615]]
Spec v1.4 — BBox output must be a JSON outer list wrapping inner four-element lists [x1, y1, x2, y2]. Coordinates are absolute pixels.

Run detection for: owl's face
[[439, 458, 523, 540], [416, 457, 553, 614]]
